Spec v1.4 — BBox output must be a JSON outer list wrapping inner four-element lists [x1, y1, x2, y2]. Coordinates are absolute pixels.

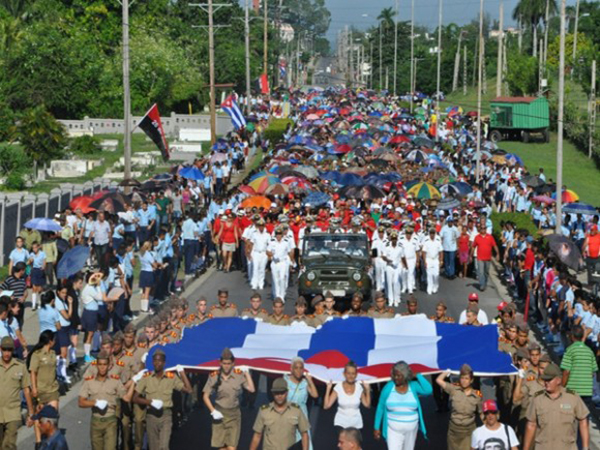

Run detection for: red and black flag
[[254, 73, 270, 94], [137, 103, 169, 161]]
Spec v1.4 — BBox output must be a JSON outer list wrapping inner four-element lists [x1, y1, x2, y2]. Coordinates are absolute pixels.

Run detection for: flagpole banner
[[144, 315, 516, 383], [221, 95, 247, 130], [137, 103, 170, 161]]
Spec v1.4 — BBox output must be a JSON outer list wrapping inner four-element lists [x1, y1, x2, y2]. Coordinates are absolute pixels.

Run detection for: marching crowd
[[0, 86, 598, 450]]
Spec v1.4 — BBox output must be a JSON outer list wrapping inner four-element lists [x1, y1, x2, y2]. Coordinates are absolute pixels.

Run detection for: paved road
[[312, 56, 346, 88]]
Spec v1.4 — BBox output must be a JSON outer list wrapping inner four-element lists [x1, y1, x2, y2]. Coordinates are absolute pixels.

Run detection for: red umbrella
[[335, 144, 352, 154], [69, 196, 95, 213], [466, 111, 478, 117], [239, 185, 258, 196], [339, 108, 351, 116], [390, 135, 411, 144]]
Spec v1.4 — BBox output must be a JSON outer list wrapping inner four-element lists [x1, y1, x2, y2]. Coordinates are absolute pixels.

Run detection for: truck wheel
[[521, 131, 530, 143], [542, 129, 550, 143], [489, 130, 502, 143]]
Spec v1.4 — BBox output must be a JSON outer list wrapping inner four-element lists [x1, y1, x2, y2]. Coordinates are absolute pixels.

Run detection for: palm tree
[[377, 7, 396, 32], [513, 0, 557, 56]]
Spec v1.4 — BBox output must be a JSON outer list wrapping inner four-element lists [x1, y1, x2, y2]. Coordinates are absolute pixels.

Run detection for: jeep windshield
[[303, 234, 369, 259]]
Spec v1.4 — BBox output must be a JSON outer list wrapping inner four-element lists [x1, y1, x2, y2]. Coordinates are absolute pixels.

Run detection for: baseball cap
[[271, 377, 288, 393], [497, 301, 508, 311], [0, 337, 14, 350], [540, 363, 562, 381], [32, 405, 59, 421], [482, 399, 498, 413], [468, 293, 479, 302]]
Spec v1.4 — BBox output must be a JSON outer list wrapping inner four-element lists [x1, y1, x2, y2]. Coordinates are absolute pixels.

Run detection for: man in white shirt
[[421, 228, 444, 295], [247, 220, 271, 290], [267, 228, 294, 301], [471, 399, 519, 450], [382, 231, 407, 307], [371, 227, 388, 292], [400, 227, 420, 294], [459, 292, 490, 325]]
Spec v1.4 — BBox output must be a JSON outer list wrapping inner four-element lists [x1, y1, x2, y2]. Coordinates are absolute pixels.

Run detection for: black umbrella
[[119, 178, 142, 187], [521, 175, 545, 188], [535, 183, 555, 195], [370, 159, 389, 168], [546, 234, 583, 270]]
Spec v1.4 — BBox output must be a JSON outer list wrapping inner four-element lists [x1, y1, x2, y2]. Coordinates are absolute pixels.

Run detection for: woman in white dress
[[324, 361, 371, 433]]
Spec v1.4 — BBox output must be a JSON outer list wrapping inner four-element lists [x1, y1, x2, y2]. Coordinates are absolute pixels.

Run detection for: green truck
[[488, 96, 550, 143]]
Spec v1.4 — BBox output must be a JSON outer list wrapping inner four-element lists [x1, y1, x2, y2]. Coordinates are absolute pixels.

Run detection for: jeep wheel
[[489, 130, 502, 143]]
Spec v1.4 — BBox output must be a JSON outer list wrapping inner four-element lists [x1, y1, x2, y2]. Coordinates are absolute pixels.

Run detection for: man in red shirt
[[470, 225, 499, 291], [583, 224, 600, 286]]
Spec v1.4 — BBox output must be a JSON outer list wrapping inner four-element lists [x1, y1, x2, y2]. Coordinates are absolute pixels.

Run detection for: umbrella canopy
[[440, 182, 473, 197], [89, 193, 129, 213], [562, 203, 597, 215], [437, 198, 462, 211], [303, 192, 330, 207], [69, 196, 95, 213], [406, 149, 429, 163], [505, 153, 524, 166], [240, 196, 272, 210], [248, 175, 281, 194], [210, 153, 228, 163], [532, 195, 555, 205], [119, 178, 141, 187], [337, 173, 365, 186], [179, 166, 205, 181], [295, 166, 319, 179], [521, 175, 545, 188], [413, 136, 434, 147], [264, 183, 290, 196], [546, 234, 583, 270], [281, 177, 312, 190], [56, 245, 90, 279], [24, 218, 62, 232], [338, 185, 387, 200], [491, 155, 507, 165], [407, 182, 441, 199], [552, 189, 579, 203]]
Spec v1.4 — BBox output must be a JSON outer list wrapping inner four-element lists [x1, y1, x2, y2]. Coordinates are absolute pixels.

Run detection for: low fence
[[58, 112, 233, 138], [0, 178, 118, 267]]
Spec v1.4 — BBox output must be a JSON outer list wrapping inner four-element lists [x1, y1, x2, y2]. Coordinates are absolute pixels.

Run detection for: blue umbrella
[[437, 198, 462, 211], [303, 192, 330, 207], [337, 173, 365, 186], [153, 173, 173, 181], [211, 140, 229, 151], [563, 203, 597, 215], [320, 171, 341, 182], [57, 245, 90, 279], [179, 167, 205, 181], [441, 182, 473, 197], [24, 218, 62, 232]]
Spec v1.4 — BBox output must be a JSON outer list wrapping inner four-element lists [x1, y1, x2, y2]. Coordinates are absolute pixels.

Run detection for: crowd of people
[[0, 86, 598, 450]]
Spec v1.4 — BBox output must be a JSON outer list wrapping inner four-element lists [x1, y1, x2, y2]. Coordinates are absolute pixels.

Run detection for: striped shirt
[[560, 341, 599, 397], [386, 388, 419, 424], [1, 276, 27, 301]]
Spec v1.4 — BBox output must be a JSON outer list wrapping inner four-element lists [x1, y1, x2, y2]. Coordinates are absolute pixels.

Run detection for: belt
[[92, 416, 117, 422]]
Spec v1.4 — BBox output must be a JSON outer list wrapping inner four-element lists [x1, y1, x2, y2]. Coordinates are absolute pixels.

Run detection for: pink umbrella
[[306, 113, 319, 120], [210, 153, 228, 163], [533, 195, 555, 205]]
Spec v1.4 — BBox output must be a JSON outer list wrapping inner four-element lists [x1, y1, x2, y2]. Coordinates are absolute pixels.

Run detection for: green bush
[[3, 172, 26, 191], [69, 135, 102, 155], [0, 143, 30, 176], [264, 118, 293, 145], [491, 212, 539, 243]]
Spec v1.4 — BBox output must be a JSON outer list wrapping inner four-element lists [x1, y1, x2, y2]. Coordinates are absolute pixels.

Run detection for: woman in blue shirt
[[54, 285, 73, 384], [138, 241, 158, 313], [81, 271, 107, 362], [38, 291, 61, 334], [112, 218, 126, 252], [374, 361, 432, 450], [8, 236, 29, 275], [28, 241, 46, 311]]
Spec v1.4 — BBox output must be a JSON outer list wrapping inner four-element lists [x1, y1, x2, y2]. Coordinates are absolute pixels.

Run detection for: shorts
[[222, 243, 236, 253], [81, 309, 98, 333], [211, 407, 241, 448], [139, 271, 155, 289], [37, 390, 60, 405], [55, 326, 71, 349], [31, 268, 46, 287]]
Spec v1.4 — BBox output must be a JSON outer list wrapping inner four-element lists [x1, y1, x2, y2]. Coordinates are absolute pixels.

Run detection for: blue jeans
[[477, 260, 491, 291], [444, 251, 456, 278], [183, 239, 197, 275]]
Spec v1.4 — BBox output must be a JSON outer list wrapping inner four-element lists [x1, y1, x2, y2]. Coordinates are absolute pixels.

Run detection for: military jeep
[[298, 233, 372, 305]]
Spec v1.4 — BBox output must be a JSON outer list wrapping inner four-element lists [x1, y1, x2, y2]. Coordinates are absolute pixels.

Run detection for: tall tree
[[513, 0, 557, 56]]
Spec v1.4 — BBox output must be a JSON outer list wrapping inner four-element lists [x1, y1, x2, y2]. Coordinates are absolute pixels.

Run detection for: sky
[[324, 0, 579, 41]]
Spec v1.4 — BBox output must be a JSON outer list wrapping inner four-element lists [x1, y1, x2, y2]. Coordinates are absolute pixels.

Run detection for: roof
[[491, 96, 539, 104]]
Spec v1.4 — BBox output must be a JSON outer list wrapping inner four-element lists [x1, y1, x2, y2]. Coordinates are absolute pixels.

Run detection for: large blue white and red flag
[[145, 315, 516, 382], [221, 94, 246, 130]]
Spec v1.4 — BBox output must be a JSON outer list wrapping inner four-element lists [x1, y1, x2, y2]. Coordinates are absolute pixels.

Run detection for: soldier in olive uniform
[[429, 301, 455, 323], [345, 294, 365, 317], [79, 351, 135, 450], [524, 363, 590, 450], [311, 296, 326, 327], [83, 335, 130, 383], [241, 293, 269, 320], [497, 321, 518, 423], [366, 292, 395, 318], [114, 330, 138, 450], [266, 297, 291, 325], [401, 297, 419, 316], [435, 364, 483, 450], [513, 354, 551, 443], [0, 337, 34, 450], [210, 289, 239, 318], [203, 348, 255, 449], [187, 297, 212, 327], [133, 349, 192, 450], [249, 377, 310, 450], [131, 334, 149, 450], [290, 297, 314, 326]]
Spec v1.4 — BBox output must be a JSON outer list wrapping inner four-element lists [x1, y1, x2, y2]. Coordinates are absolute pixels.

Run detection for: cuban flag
[[144, 315, 516, 382], [221, 95, 246, 130]]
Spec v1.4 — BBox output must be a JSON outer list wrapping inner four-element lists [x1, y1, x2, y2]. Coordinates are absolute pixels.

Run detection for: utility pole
[[463, 45, 467, 95], [244, 0, 251, 113], [263, 0, 268, 75], [379, 22, 383, 90], [556, 0, 566, 232], [410, 0, 415, 112], [589, 60, 597, 158], [475, 0, 484, 183], [370, 39, 374, 89], [496, 1, 503, 97], [190, 1, 231, 145], [572, 0, 580, 65], [518, 14, 522, 53], [538, 38, 544, 94], [349, 29, 354, 86], [543, 0, 550, 66], [452, 30, 463, 92], [393, 0, 399, 96], [122, 0, 131, 183], [435, 0, 443, 142]]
